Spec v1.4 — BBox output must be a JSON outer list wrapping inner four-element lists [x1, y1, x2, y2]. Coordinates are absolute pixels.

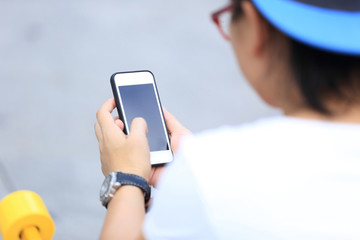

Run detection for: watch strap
[[115, 171, 151, 204]]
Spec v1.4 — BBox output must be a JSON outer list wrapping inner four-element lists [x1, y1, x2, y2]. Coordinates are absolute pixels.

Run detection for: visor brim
[[252, 0, 360, 56]]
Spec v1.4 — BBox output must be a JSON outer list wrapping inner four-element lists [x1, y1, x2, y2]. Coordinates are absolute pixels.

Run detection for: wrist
[[106, 164, 150, 181], [100, 171, 151, 208], [104, 160, 150, 180], [108, 185, 145, 209], [103, 168, 150, 180]]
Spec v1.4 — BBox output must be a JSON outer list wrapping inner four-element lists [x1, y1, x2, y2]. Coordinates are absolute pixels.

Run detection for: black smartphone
[[110, 70, 173, 165]]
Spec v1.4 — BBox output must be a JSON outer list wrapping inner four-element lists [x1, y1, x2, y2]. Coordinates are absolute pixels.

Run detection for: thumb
[[130, 117, 148, 138]]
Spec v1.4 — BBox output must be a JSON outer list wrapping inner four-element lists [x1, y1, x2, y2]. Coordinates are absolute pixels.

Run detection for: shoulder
[[178, 116, 290, 164], [179, 115, 360, 161], [184, 116, 293, 144]]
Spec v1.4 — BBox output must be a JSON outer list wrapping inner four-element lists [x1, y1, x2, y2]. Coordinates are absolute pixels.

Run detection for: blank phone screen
[[119, 83, 169, 151]]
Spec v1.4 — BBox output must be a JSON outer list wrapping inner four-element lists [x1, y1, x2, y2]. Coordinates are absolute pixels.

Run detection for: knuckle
[[96, 109, 102, 120]]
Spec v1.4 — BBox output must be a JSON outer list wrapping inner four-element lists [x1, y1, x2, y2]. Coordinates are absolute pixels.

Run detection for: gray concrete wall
[[0, 0, 279, 239]]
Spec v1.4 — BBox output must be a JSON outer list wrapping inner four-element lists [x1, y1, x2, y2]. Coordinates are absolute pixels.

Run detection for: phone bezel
[[110, 70, 173, 165]]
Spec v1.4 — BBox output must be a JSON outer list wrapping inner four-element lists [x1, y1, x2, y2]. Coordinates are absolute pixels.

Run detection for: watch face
[[100, 174, 113, 202]]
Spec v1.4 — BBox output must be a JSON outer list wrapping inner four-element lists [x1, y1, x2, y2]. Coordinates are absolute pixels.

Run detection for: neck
[[284, 101, 360, 124]]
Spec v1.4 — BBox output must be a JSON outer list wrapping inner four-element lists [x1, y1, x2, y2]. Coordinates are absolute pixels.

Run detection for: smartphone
[[110, 70, 173, 165]]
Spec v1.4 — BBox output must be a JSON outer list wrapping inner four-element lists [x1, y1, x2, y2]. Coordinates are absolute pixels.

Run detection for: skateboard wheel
[[0, 191, 55, 240]]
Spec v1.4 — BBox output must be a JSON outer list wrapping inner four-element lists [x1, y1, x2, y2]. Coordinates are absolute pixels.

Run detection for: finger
[[115, 119, 124, 130], [162, 107, 191, 134], [94, 122, 102, 142], [129, 117, 148, 138], [96, 98, 117, 131], [113, 116, 124, 130]]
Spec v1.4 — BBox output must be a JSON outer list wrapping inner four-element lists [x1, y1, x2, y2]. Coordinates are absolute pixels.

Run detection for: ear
[[241, 1, 270, 57]]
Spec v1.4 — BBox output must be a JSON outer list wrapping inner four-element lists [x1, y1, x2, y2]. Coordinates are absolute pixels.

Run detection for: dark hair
[[231, 0, 360, 114]]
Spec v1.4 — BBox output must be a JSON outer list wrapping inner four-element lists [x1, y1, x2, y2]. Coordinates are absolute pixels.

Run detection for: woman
[[95, 0, 360, 239]]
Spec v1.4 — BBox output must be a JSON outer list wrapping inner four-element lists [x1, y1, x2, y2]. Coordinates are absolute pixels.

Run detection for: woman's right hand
[[148, 108, 191, 187], [163, 107, 192, 153]]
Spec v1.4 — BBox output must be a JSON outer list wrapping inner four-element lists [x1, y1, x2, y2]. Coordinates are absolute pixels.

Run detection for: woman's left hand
[[94, 98, 151, 181]]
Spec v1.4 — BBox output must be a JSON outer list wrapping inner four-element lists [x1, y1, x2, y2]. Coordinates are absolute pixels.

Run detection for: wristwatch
[[100, 171, 151, 208]]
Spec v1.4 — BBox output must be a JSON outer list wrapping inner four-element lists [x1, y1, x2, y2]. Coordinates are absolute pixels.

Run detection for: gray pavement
[[0, 0, 280, 239]]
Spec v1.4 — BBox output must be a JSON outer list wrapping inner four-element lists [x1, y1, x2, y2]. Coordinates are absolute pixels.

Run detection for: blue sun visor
[[252, 0, 360, 55]]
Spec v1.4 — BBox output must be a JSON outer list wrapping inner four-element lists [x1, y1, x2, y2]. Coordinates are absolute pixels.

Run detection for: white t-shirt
[[144, 117, 360, 240]]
